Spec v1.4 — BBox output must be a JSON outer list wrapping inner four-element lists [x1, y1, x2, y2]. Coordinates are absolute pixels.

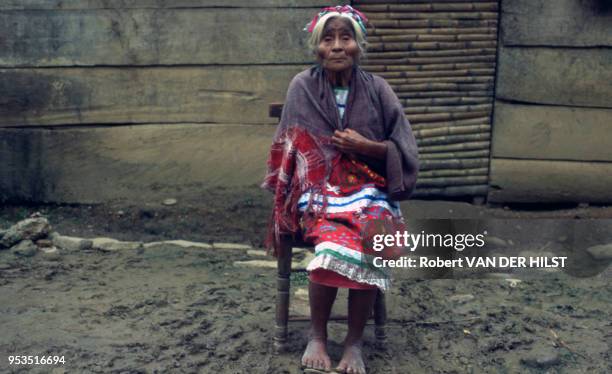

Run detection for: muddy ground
[[0, 190, 611, 373]]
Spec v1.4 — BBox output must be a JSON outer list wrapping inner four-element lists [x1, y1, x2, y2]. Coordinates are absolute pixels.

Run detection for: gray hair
[[307, 13, 367, 62]]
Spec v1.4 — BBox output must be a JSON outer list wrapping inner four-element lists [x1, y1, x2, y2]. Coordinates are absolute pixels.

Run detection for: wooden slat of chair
[[269, 102, 284, 119], [269, 103, 387, 353]]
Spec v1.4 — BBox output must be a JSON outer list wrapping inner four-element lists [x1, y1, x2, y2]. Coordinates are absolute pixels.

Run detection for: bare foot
[[301, 338, 332, 371], [336, 343, 366, 374]]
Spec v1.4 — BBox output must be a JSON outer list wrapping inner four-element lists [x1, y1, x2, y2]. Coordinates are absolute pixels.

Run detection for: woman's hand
[[332, 129, 387, 160]]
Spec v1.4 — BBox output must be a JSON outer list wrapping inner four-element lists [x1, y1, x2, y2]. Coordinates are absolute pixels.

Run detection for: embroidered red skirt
[[299, 155, 403, 291]]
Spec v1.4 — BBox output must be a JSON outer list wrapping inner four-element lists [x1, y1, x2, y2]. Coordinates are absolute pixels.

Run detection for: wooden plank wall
[[7, 1, 608, 205], [355, 0, 499, 199], [0, 1, 349, 204], [488, 0, 612, 203]]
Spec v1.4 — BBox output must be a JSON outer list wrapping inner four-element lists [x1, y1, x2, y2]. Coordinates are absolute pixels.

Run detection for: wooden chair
[[269, 103, 388, 353]]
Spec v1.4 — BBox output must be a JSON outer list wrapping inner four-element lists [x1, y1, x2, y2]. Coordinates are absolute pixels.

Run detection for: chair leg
[[373, 289, 387, 349], [274, 246, 293, 353]]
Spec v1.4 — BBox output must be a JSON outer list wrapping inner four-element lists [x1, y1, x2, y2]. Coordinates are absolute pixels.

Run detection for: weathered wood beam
[[0, 8, 316, 66], [501, 0, 612, 47], [492, 102, 612, 162], [0, 124, 276, 203], [488, 158, 612, 203], [0, 66, 302, 126], [496, 47, 612, 108]]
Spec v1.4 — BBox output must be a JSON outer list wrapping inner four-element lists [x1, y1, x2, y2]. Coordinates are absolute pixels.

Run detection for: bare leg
[[336, 288, 378, 374], [302, 281, 338, 371]]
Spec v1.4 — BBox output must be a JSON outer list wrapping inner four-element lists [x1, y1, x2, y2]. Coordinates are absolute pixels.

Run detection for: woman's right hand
[[332, 129, 387, 160]]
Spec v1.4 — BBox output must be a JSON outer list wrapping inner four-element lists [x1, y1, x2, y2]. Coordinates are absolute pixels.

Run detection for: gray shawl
[[276, 65, 419, 200]]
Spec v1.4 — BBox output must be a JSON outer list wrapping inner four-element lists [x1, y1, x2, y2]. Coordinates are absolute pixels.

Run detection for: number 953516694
[[9, 355, 65, 365]]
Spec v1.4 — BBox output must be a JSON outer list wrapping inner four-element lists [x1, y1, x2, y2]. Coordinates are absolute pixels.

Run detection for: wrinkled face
[[317, 17, 360, 74]]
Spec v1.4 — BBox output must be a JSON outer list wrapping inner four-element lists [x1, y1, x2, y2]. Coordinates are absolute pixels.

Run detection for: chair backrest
[[269, 103, 284, 122]]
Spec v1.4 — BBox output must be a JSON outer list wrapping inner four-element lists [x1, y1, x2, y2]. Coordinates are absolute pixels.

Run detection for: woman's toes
[[304, 357, 314, 368], [323, 358, 332, 371]]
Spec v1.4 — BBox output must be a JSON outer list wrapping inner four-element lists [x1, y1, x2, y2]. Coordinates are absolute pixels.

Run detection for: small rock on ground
[[504, 278, 522, 287], [1, 217, 51, 248], [520, 348, 560, 369], [163, 198, 178, 206], [213, 243, 252, 250], [50, 232, 93, 251], [36, 239, 53, 247], [585, 243, 612, 260], [233, 260, 276, 269], [92, 237, 143, 251], [11, 240, 38, 257], [246, 249, 268, 257], [144, 240, 212, 250], [40, 246, 62, 260]]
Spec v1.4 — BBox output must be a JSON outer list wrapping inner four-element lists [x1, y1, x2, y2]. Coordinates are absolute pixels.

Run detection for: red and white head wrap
[[305, 5, 369, 36]]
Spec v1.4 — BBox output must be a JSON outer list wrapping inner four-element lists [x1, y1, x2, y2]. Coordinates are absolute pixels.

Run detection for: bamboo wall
[[488, 0, 612, 203], [356, 0, 499, 200]]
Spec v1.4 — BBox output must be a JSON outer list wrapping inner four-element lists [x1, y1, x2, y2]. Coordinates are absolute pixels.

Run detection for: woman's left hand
[[332, 129, 388, 160]]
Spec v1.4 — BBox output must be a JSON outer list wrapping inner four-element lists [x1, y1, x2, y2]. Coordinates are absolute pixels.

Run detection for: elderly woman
[[263, 5, 418, 373]]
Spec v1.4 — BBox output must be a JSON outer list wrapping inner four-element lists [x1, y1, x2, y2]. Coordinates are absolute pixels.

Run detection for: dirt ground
[[0, 190, 611, 373]]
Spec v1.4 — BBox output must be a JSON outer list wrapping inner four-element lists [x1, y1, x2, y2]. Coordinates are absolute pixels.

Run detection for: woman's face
[[317, 17, 360, 74]]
